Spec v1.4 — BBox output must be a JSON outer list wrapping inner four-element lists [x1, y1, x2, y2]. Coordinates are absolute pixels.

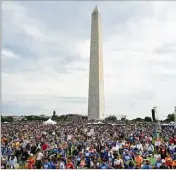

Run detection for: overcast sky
[[2, 1, 176, 119]]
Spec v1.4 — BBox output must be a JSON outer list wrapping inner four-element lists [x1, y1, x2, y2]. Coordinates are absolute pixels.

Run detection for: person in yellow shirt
[[15, 141, 20, 148]]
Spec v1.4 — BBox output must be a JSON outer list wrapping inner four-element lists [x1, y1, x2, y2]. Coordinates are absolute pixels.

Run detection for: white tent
[[43, 118, 56, 125], [3, 121, 10, 124]]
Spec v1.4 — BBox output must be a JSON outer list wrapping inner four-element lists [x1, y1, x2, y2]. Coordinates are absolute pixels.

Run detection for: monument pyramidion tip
[[92, 5, 99, 14]]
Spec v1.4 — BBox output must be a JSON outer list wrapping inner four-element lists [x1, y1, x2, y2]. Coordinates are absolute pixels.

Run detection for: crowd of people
[[1, 119, 176, 169]]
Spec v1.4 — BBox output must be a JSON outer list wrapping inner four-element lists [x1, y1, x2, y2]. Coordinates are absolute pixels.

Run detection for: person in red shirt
[[66, 157, 74, 169], [174, 136, 176, 145], [169, 137, 174, 145], [79, 157, 86, 168], [27, 154, 35, 169], [42, 142, 48, 151]]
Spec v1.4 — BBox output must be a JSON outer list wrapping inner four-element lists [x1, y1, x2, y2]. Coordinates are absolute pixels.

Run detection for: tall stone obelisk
[[88, 6, 105, 120]]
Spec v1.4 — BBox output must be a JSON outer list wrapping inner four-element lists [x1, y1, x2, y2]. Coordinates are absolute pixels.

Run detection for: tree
[[144, 116, 152, 122], [105, 115, 117, 122], [134, 117, 143, 122], [164, 114, 174, 122], [25, 116, 34, 121], [120, 115, 127, 121], [7, 116, 14, 122], [1, 116, 14, 123], [55, 115, 67, 121]]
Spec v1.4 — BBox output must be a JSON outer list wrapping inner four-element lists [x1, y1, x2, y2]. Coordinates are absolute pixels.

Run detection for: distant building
[[53, 110, 56, 117], [7, 116, 25, 121]]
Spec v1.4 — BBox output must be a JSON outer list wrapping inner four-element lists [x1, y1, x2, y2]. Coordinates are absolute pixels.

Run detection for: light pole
[[153, 106, 161, 133]]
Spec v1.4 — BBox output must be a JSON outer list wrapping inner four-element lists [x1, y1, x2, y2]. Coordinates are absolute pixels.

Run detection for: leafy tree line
[[104, 115, 152, 122], [1, 113, 175, 123], [1, 116, 14, 123], [104, 114, 174, 123]]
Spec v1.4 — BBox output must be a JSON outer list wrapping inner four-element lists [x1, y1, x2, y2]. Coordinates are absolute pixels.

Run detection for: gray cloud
[[2, 1, 176, 118]]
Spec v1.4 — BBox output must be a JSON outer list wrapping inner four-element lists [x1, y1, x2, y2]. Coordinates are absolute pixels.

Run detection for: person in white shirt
[[136, 142, 143, 152], [58, 158, 65, 169], [155, 140, 161, 148], [36, 150, 44, 169], [8, 156, 16, 169], [113, 155, 124, 169], [154, 153, 161, 160], [147, 143, 154, 154]]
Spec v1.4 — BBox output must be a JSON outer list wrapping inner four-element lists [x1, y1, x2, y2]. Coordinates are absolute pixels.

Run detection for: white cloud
[[2, 48, 20, 59], [2, 1, 176, 119]]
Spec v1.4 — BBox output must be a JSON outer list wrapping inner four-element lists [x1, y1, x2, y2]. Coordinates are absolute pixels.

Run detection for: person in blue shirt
[[103, 149, 109, 161], [100, 149, 105, 160], [43, 159, 52, 169], [141, 159, 153, 169], [129, 136, 135, 144], [75, 154, 81, 167], [99, 160, 109, 169], [91, 149, 99, 159], [142, 149, 149, 159], [84, 149, 91, 168], [123, 150, 133, 169], [155, 158, 162, 169], [50, 160, 57, 169]]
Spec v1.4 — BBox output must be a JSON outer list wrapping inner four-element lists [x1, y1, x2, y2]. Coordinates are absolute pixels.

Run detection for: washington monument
[[88, 6, 105, 120]]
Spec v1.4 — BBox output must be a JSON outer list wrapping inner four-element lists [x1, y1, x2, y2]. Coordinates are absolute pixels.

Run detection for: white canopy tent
[[43, 118, 56, 125], [3, 121, 10, 124]]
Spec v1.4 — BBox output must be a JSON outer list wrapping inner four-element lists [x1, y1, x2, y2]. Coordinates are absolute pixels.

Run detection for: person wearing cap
[[141, 159, 152, 169]]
